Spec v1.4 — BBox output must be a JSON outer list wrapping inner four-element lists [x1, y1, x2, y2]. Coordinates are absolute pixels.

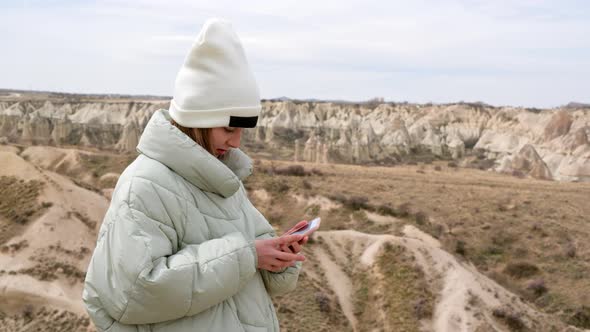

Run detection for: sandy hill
[[2, 143, 589, 331], [0, 146, 108, 331]]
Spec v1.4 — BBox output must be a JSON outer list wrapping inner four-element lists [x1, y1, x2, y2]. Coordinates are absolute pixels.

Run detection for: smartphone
[[291, 217, 321, 236]]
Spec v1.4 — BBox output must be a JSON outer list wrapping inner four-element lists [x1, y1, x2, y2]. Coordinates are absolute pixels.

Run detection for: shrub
[[526, 278, 548, 297], [492, 308, 526, 331], [455, 240, 467, 256], [263, 179, 289, 193], [484, 245, 504, 256], [398, 203, 412, 217], [315, 292, 331, 313], [352, 210, 369, 223], [512, 170, 526, 178], [302, 179, 312, 190], [375, 204, 397, 217], [431, 223, 444, 239], [22, 304, 34, 322], [448, 161, 458, 168], [272, 165, 324, 177], [305, 204, 321, 216], [310, 168, 324, 176], [348, 196, 369, 210], [564, 243, 577, 258], [434, 165, 442, 171], [328, 193, 347, 204], [41, 202, 53, 209], [414, 211, 428, 225], [383, 241, 394, 252], [504, 262, 540, 279], [328, 194, 369, 210], [275, 165, 306, 176], [491, 230, 516, 246], [568, 306, 590, 329], [413, 297, 432, 319]]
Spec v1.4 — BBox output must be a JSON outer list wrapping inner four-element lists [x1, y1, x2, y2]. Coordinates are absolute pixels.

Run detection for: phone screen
[[292, 218, 320, 235]]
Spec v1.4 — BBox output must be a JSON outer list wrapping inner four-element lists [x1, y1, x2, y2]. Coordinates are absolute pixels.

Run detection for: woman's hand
[[283, 220, 308, 235], [255, 234, 306, 272], [280, 235, 309, 254], [280, 220, 310, 254]]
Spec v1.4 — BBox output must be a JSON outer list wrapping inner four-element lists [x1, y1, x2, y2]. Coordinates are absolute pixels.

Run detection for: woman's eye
[[224, 127, 235, 133]]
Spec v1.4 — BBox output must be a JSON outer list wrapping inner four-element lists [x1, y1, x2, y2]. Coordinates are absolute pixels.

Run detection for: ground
[[1, 143, 589, 331]]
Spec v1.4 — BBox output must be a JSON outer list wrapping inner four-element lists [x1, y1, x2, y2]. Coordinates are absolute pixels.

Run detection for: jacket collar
[[136, 110, 253, 198]]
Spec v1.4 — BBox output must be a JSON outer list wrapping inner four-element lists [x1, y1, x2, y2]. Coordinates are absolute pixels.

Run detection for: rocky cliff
[[1, 93, 589, 181]]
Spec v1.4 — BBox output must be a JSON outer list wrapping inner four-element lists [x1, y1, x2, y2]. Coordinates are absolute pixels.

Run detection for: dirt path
[[314, 228, 562, 332], [313, 245, 358, 332]]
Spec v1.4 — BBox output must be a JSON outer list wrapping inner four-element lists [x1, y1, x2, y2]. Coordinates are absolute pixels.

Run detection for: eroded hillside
[[1, 91, 589, 182], [1, 144, 589, 331]]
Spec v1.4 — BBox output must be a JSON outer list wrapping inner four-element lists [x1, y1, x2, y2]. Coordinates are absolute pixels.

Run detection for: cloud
[[0, 0, 589, 107]]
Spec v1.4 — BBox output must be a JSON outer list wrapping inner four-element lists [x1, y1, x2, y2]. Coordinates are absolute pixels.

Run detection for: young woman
[[83, 18, 308, 332]]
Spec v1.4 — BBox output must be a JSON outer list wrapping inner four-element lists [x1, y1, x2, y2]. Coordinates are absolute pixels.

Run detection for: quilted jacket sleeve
[[83, 177, 258, 326], [256, 232, 302, 296]]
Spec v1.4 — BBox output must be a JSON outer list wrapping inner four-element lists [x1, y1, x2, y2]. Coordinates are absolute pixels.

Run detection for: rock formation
[[116, 120, 141, 152], [294, 139, 301, 162], [1, 93, 590, 181], [510, 144, 553, 180]]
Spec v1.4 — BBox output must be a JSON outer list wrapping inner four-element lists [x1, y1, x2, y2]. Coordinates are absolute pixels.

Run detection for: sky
[[1, 0, 589, 108]]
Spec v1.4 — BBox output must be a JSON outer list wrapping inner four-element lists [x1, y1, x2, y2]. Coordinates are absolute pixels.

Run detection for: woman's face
[[209, 127, 243, 158]]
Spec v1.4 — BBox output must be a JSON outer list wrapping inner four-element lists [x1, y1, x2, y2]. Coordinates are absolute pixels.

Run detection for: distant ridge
[[0, 88, 171, 101], [1, 89, 586, 110], [565, 102, 590, 109]]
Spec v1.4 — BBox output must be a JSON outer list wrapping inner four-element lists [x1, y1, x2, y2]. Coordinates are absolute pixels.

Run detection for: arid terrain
[[1, 92, 589, 332], [2, 90, 589, 182]]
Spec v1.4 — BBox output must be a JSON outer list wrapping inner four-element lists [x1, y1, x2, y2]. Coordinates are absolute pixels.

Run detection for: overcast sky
[[1, 0, 589, 107]]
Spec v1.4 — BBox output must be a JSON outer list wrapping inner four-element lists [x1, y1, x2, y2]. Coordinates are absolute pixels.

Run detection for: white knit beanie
[[169, 18, 261, 128]]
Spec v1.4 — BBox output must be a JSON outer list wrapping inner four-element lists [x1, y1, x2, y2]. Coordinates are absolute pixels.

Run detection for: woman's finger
[[284, 220, 308, 235], [276, 234, 304, 246], [280, 243, 293, 253], [274, 250, 305, 262], [264, 264, 284, 273], [271, 258, 297, 269], [262, 263, 278, 271], [301, 236, 309, 245], [290, 241, 301, 254]]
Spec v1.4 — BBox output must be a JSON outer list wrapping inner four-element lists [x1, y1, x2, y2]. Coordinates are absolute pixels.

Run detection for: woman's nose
[[227, 129, 242, 148]]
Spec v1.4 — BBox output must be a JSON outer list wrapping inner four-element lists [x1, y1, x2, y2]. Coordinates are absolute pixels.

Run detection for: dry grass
[[353, 243, 434, 332], [0, 176, 44, 225], [247, 159, 590, 328], [492, 307, 527, 331], [0, 306, 92, 332], [273, 272, 352, 332], [78, 152, 135, 180], [0, 176, 46, 245]]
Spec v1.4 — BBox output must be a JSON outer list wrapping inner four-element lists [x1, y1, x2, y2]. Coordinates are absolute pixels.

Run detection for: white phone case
[[292, 217, 321, 236]]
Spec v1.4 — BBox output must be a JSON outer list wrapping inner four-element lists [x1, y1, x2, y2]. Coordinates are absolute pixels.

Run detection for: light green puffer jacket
[[83, 109, 301, 332]]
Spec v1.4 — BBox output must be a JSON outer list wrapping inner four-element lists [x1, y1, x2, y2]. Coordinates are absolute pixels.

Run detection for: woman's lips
[[217, 149, 227, 156]]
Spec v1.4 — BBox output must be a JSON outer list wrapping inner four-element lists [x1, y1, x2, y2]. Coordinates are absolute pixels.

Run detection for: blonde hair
[[170, 120, 215, 155]]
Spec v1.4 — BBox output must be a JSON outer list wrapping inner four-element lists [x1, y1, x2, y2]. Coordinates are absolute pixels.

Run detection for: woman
[[83, 18, 308, 332]]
